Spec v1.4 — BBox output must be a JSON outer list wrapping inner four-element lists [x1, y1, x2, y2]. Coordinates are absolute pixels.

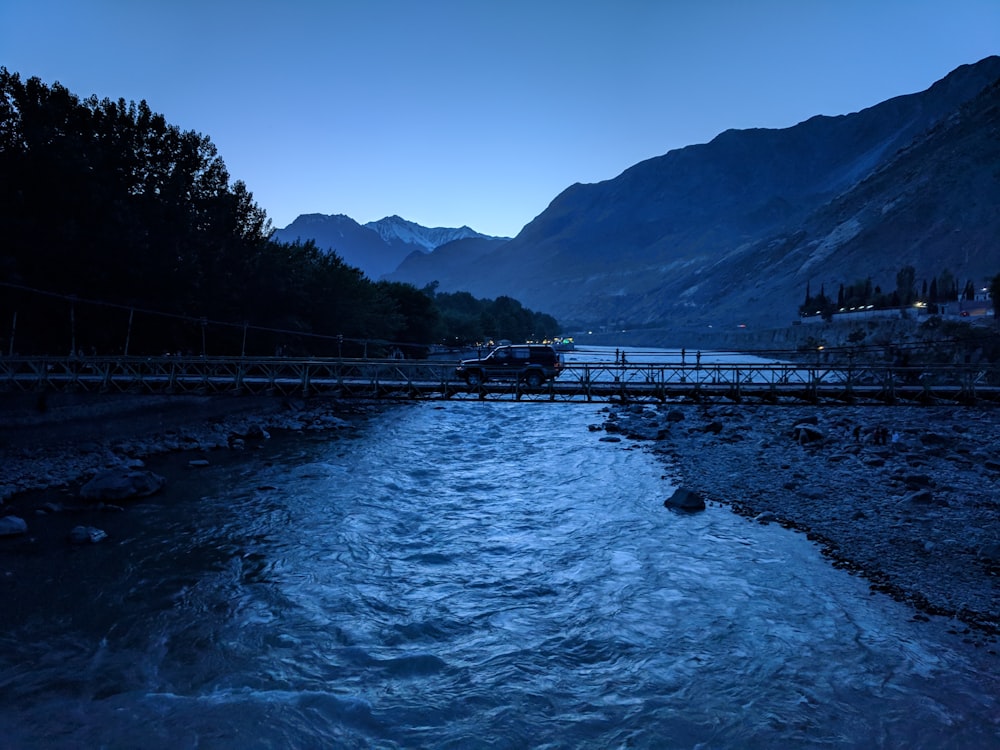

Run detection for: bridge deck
[[3, 355, 1000, 405]]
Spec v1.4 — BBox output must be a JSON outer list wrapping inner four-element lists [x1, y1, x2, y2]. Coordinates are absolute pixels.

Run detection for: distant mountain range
[[277, 56, 1000, 332], [271, 213, 508, 281]]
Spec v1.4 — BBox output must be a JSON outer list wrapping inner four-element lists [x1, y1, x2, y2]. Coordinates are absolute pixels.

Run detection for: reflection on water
[[0, 400, 997, 748]]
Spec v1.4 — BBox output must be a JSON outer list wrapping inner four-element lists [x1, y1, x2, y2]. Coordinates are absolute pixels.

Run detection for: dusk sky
[[3, 1, 998, 238]]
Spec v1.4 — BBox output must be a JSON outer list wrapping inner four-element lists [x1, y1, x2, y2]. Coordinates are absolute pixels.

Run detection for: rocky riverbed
[[600, 402, 1000, 643], [2, 394, 997, 647]]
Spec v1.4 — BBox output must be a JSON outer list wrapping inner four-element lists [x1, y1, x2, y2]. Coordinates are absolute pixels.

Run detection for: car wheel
[[465, 371, 483, 387], [525, 371, 543, 388]]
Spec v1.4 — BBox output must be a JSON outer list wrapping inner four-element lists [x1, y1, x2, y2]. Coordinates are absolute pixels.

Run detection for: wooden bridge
[[3, 355, 1000, 405]]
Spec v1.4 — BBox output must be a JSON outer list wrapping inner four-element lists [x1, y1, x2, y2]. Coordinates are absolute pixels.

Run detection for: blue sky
[[2, 1, 998, 237]]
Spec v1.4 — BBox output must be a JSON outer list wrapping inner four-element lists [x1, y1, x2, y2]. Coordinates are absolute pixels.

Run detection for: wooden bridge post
[[884, 368, 897, 404], [960, 370, 977, 404]]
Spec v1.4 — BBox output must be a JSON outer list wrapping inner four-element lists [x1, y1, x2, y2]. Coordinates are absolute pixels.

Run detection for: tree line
[[0, 70, 558, 357], [799, 265, 1000, 321]]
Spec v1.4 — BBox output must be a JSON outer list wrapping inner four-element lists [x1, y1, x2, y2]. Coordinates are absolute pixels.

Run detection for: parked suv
[[455, 344, 564, 388]]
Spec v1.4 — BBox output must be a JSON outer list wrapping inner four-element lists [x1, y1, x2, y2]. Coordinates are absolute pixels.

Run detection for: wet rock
[[664, 487, 705, 512], [919, 432, 949, 446], [188, 459, 210, 467], [69, 525, 107, 544], [703, 421, 723, 434], [599, 436, 622, 443], [903, 489, 936, 505], [0, 515, 27, 536], [792, 422, 824, 443], [80, 468, 166, 502], [243, 423, 270, 441], [665, 410, 685, 423], [976, 542, 1000, 566]]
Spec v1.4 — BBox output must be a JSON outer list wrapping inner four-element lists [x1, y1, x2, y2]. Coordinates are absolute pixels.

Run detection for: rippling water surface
[[1, 400, 997, 748]]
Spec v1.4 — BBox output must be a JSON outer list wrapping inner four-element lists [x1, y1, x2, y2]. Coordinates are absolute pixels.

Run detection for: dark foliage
[[0, 71, 559, 356], [430, 289, 560, 347], [800, 264, 994, 320]]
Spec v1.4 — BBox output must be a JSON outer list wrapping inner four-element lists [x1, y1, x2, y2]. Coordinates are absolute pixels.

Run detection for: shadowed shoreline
[[602, 401, 1000, 644]]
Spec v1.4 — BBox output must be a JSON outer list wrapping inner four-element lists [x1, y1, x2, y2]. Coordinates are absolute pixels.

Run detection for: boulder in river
[[792, 422, 824, 444], [0, 515, 28, 536], [79, 468, 166, 502], [69, 525, 108, 544], [664, 487, 706, 512]]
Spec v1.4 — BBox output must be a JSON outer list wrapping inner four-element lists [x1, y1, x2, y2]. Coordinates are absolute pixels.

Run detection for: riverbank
[[603, 401, 999, 643], [0, 394, 380, 503]]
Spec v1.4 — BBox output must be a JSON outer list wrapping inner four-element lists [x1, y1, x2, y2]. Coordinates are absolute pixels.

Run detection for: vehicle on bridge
[[455, 344, 564, 388]]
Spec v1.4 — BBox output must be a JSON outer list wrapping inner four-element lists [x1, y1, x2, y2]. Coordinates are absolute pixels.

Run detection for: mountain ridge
[[363, 215, 498, 251], [271, 213, 507, 280], [389, 55, 1000, 330]]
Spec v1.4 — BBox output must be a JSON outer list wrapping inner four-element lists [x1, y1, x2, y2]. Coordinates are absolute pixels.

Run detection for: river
[[0, 396, 997, 748]]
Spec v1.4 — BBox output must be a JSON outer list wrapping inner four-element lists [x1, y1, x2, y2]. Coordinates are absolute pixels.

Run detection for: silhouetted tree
[[990, 274, 1000, 323], [939, 269, 958, 301], [895, 265, 916, 306]]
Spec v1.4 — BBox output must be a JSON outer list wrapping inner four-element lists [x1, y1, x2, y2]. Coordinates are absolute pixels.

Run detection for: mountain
[[270, 214, 397, 279], [707, 73, 1000, 329], [271, 213, 505, 280], [383, 235, 510, 289], [388, 56, 1000, 331]]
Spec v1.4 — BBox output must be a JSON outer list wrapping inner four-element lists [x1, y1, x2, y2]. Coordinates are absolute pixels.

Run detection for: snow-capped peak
[[364, 215, 503, 251]]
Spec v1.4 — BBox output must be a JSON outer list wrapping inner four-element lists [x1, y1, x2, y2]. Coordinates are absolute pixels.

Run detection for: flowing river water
[[1, 397, 998, 748]]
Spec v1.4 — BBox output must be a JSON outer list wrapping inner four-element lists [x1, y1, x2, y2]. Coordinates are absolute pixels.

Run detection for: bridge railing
[[2, 355, 1000, 404]]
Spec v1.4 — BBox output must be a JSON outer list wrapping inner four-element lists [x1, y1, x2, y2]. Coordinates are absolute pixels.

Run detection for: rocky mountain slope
[[389, 56, 1000, 331], [383, 235, 510, 289]]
